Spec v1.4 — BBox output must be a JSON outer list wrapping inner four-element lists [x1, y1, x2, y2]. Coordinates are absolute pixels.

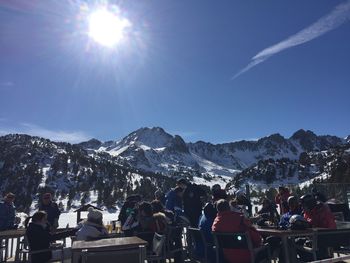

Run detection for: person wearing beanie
[[76, 207, 108, 241]]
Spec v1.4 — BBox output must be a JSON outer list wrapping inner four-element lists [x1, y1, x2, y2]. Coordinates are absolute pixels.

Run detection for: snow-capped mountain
[[0, 134, 181, 212], [229, 143, 350, 188], [0, 128, 348, 212], [78, 127, 346, 178]]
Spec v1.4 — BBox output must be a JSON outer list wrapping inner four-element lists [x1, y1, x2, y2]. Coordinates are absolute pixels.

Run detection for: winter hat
[[87, 207, 103, 221]]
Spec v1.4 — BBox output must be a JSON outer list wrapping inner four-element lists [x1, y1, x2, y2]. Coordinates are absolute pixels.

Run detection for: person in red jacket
[[300, 194, 336, 229], [297, 194, 336, 261], [275, 186, 290, 215], [212, 199, 263, 263]]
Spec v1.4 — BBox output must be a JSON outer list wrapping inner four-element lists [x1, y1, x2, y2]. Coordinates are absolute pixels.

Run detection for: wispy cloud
[[233, 0, 350, 79], [0, 123, 91, 143]]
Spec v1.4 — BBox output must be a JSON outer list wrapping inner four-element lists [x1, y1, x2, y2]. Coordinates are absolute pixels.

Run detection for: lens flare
[[88, 9, 131, 47]]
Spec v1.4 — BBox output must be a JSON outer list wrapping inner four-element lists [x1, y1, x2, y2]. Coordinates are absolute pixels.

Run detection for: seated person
[[151, 199, 174, 229], [279, 196, 302, 229], [118, 194, 141, 226], [195, 202, 217, 262], [212, 184, 228, 202], [0, 192, 17, 231], [230, 198, 249, 218], [25, 211, 76, 263], [257, 198, 280, 226], [212, 199, 263, 263], [76, 207, 108, 240], [301, 194, 336, 229], [296, 194, 336, 261], [235, 190, 253, 217]]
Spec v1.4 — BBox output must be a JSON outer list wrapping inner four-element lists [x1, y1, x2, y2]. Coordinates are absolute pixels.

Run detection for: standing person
[[177, 178, 206, 227], [0, 192, 17, 231], [212, 199, 263, 263], [196, 203, 217, 262], [275, 186, 290, 215], [165, 186, 184, 216], [25, 211, 76, 263], [38, 193, 61, 230]]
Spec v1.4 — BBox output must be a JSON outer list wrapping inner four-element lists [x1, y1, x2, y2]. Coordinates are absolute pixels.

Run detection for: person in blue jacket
[[0, 192, 16, 231], [165, 186, 183, 215], [279, 196, 302, 229], [196, 202, 217, 262]]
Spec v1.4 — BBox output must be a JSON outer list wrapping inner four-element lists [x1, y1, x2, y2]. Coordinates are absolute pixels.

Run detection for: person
[[153, 199, 183, 263], [177, 178, 206, 227], [300, 194, 336, 229], [154, 189, 166, 206], [235, 190, 253, 217], [118, 194, 141, 224], [165, 186, 184, 216], [212, 199, 263, 263], [25, 211, 76, 263], [38, 193, 61, 230], [151, 199, 174, 226], [211, 184, 227, 202], [275, 186, 290, 214], [76, 207, 108, 240], [256, 198, 280, 226], [0, 192, 17, 231], [196, 203, 217, 262], [137, 202, 157, 232], [312, 187, 327, 203], [267, 196, 303, 261], [279, 196, 302, 229], [297, 194, 336, 261]]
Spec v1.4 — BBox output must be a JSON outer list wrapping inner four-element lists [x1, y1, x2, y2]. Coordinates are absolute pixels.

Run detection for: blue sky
[[0, 0, 350, 143]]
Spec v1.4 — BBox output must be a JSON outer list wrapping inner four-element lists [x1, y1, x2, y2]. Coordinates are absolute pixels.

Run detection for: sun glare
[[88, 9, 131, 47]]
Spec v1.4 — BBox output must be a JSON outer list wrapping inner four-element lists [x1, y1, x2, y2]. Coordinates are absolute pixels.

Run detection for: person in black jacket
[[25, 211, 76, 263], [177, 178, 206, 227], [38, 193, 61, 230]]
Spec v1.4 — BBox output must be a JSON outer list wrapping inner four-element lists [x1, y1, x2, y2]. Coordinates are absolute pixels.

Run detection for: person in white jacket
[[76, 207, 108, 241]]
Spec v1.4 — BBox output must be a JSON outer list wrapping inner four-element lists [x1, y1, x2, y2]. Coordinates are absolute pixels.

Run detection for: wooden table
[[256, 227, 316, 263], [72, 236, 148, 263]]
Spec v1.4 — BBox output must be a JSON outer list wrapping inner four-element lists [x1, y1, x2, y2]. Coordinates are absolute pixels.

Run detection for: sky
[[0, 0, 350, 144]]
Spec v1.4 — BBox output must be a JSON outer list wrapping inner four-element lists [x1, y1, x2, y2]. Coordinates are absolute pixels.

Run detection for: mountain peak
[[290, 129, 317, 140], [123, 127, 174, 148], [77, 138, 102, 149]]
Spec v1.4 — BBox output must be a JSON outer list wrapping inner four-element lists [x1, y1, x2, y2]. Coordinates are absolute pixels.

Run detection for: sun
[[88, 9, 131, 47]]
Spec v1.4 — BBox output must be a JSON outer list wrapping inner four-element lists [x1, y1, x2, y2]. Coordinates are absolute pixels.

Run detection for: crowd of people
[[0, 182, 340, 263]]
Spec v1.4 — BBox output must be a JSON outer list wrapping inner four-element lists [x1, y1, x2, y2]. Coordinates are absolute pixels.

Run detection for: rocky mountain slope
[[0, 128, 348, 212], [78, 127, 346, 178]]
